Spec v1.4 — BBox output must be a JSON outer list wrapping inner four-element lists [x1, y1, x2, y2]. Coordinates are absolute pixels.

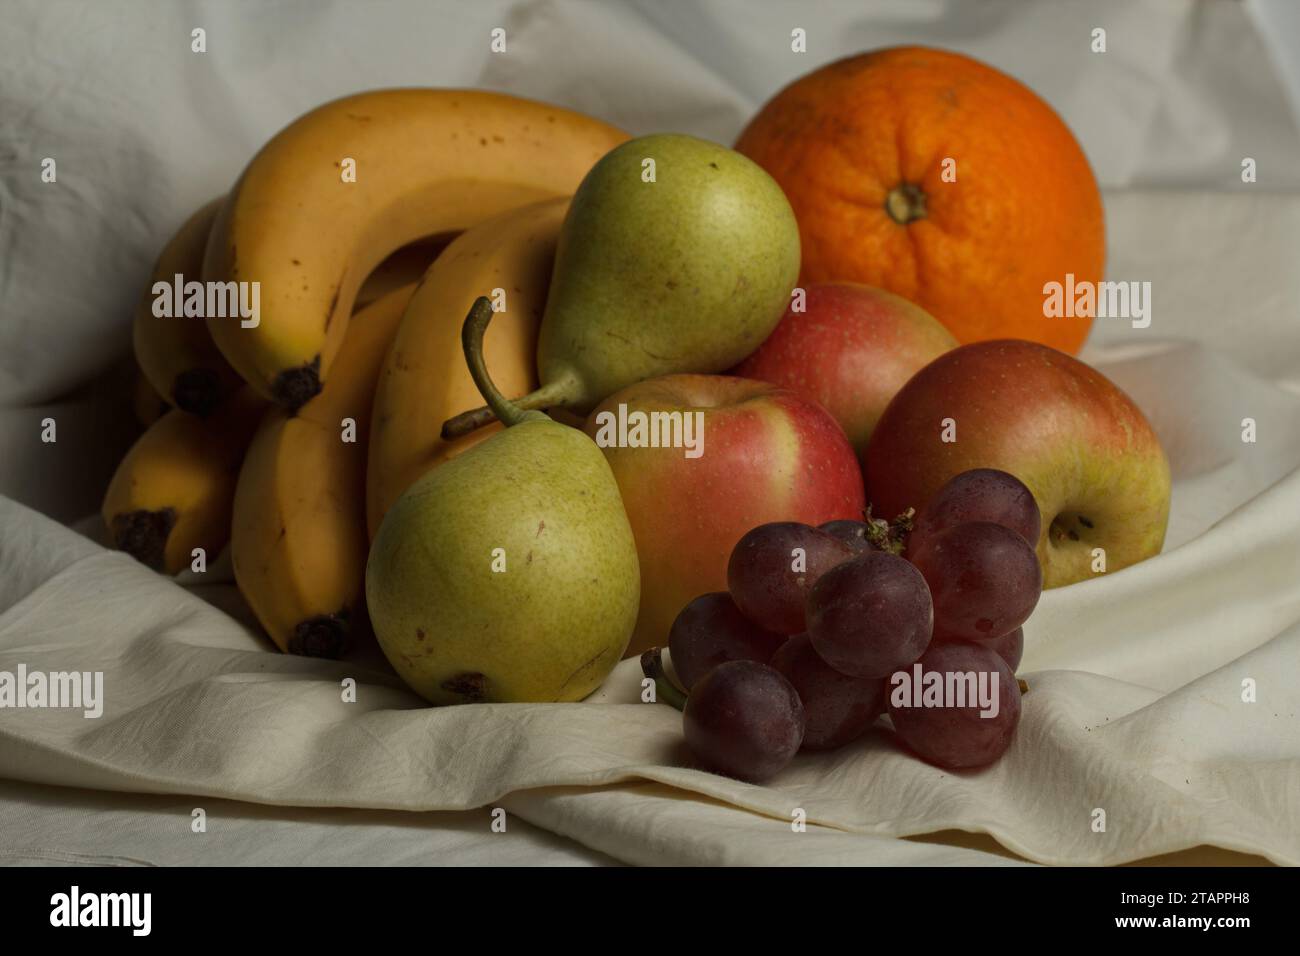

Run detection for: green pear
[[442, 133, 801, 437], [366, 298, 640, 704]]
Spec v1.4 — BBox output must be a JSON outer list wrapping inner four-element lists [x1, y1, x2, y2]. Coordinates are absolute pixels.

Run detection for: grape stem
[[640, 647, 688, 711], [862, 506, 915, 554]]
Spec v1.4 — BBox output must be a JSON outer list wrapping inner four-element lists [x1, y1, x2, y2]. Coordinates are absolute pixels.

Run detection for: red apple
[[864, 340, 1170, 588], [733, 282, 957, 454], [584, 374, 865, 656]]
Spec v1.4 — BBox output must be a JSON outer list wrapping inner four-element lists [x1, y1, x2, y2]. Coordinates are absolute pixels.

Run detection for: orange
[[735, 47, 1104, 353]]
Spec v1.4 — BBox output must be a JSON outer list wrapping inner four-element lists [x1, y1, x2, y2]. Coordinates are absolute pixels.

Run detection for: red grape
[[981, 626, 1023, 671], [910, 468, 1041, 551], [771, 633, 884, 750], [887, 642, 1021, 769], [818, 519, 878, 555], [909, 521, 1041, 642], [683, 660, 805, 782], [668, 592, 787, 690], [806, 552, 933, 678], [934, 626, 1024, 671], [727, 522, 855, 634]]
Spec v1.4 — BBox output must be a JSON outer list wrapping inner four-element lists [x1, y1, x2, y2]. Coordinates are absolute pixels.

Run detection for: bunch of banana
[[203, 88, 626, 410], [111, 201, 444, 586], [102, 87, 625, 656], [230, 284, 414, 658]]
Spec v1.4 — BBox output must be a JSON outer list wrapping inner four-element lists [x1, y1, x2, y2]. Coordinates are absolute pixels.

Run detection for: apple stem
[[640, 647, 688, 711], [1018, 678, 1029, 695]]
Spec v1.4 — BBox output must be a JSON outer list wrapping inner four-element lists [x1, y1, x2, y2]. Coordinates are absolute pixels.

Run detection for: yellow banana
[[102, 388, 266, 574], [132, 198, 244, 416], [366, 197, 568, 536], [203, 88, 626, 409], [231, 285, 415, 657], [131, 366, 169, 428], [354, 233, 458, 310]]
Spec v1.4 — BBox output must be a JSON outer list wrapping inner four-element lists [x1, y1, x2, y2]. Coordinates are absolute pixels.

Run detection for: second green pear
[[442, 133, 800, 437]]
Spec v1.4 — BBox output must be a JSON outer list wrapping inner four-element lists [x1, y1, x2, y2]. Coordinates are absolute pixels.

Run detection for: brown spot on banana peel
[[110, 508, 177, 571]]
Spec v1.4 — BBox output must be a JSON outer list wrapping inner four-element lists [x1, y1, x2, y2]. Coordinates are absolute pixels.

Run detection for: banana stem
[[457, 297, 542, 429], [640, 647, 688, 711]]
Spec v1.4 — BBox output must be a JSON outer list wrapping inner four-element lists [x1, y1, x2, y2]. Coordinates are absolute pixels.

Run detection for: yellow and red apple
[[864, 340, 1171, 587], [584, 374, 865, 655], [734, 282, 956, 454]]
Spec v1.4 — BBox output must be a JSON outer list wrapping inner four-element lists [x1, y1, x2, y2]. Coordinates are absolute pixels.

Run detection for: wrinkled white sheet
[[2, 0, 1299, 866]]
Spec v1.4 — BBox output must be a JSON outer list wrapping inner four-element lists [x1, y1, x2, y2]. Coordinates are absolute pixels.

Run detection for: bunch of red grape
[[648, 468, 1043, 782]]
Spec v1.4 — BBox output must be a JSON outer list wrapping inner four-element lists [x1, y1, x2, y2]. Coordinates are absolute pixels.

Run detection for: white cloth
[[2, 0, 1299, 866]]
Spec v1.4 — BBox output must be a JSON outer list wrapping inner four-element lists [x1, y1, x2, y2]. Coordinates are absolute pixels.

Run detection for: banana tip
[[109, 508, 177, 571], [271, 357, 323, 412], [287, 613, 350, 659]]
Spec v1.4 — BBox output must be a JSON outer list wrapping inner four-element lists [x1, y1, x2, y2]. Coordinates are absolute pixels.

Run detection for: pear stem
[[640, 647, 688, 711], [457, 297, 538, 429], [440, 403, 497, 439], [441, 383, 566, 438], [442, 306, 571, 438]]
